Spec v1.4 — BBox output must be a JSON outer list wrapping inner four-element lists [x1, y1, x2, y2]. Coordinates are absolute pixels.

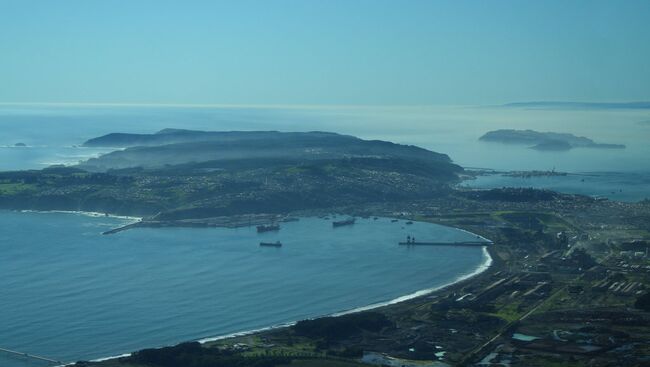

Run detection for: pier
[[398, 240, 491, 247], [0, 347, 62, 365]]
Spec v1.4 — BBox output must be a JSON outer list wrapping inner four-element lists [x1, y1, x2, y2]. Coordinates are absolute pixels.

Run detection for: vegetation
[[459, 187, 568, 202], [635, 292, 650, 312], [293, 312, 391, 342], [0, 156, 459, 219], [126, 342, 291, 367], [0, 130, 463, 220], [80, 130, 455, 171]]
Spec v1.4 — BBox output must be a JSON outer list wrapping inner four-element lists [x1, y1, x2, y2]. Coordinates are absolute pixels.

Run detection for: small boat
[[257, 224, 280, 233], [260, 241, 282, 247], [332, 218, 355, 227], [391, 219, 399, 223], [406, 221, 413, 225]]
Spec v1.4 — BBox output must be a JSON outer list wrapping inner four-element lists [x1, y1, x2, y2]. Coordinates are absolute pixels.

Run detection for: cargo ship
[[260, 241, 282, 247], [257, 224, 280, 233], [332, 218, 355, 227]]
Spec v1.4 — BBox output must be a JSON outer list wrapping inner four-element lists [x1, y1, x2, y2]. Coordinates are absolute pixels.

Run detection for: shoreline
[[85, 232, 494, 365], [16, 209, 142, 222]]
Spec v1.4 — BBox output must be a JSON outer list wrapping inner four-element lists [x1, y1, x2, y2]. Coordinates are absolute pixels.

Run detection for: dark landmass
[[503, 101, 650, 110], [14, 142, 27, 147], [0, 157, 460, 220], [83, 129, 324, 148], [0, 130, 461, 222], [80, 130, 452, 171], [480, 129, 626, 150], [529, 139, 572, 151]]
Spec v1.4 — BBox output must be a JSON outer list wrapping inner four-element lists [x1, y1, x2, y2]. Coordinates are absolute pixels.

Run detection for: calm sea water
[[1, 104, 649, 199], [0, 212, 488, 365]]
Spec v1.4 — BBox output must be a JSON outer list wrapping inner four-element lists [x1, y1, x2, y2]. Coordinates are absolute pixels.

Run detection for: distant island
[[14, 142, 26, 147], [479, 129, 625, 151], [503, 101, 650, 110]]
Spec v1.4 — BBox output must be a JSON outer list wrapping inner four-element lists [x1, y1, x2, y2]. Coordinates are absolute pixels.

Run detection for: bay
[[0, 212, 488, 365]]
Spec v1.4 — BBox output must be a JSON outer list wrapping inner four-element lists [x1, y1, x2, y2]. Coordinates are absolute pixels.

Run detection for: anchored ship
[[257, 224, 280, 233], [332, 218, 355, 227], [260, 241, 282, 247]]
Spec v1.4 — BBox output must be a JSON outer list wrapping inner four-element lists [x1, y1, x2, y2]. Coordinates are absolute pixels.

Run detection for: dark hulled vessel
[[332, 218, 355, 227], [257, 224, 280, 233]]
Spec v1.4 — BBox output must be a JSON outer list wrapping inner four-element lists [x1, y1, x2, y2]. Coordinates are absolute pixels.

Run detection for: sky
[[1, 0, 649, 106]]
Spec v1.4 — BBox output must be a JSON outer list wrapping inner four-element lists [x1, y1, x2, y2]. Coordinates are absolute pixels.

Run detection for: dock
[[399, 241, 491, 247], [0, 347, 62, 365]]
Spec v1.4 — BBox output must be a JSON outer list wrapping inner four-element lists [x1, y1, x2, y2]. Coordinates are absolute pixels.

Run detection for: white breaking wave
[[19, 209, 142, 222]]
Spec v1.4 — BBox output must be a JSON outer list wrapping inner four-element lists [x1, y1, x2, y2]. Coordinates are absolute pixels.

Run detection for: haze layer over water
[[1, 104, 648, 173]]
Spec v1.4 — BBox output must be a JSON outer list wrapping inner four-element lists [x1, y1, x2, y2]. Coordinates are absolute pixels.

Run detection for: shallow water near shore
[[0, 211, 489, 365]]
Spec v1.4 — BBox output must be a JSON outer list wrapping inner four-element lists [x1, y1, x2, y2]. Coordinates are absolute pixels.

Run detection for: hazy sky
[[1, 0, 649, 105]]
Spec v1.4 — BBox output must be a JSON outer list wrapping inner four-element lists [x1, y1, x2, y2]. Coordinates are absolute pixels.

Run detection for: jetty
[[399, 235, 491, 247], [0, 347, 61, 365], [398, 235, 493, 246], [399, 240, 491, 247]]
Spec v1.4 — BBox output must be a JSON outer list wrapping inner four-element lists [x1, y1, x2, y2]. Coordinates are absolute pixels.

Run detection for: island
[[1, 129, 649, 367], [503, 101, 650, 110], [14, 142, 26, 147], [479, 129, 625, 150]]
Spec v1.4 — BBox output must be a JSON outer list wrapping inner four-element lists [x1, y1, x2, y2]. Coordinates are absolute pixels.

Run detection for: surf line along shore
[[101, 213, 289, 235], [85, 229, 495, 365]]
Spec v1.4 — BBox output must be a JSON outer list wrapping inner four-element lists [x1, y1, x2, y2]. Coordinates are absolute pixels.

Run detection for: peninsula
[[0, 130, 461, 225]]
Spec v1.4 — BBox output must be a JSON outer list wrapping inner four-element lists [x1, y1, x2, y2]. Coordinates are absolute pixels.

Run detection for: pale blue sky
[[1, 0, 649, 105]]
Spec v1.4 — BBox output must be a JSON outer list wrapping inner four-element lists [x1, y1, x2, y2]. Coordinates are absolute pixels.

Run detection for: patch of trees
[[293, 312, 391, 341], [0, 169, 131, 186], [127, 342, 290, 367], [635, 292, 650, 312], [461, 188, 559, 202]]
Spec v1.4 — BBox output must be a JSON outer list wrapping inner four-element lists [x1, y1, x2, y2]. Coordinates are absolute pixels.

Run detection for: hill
[[0, 131, 462, 220], [80, 130, 452, 171]]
